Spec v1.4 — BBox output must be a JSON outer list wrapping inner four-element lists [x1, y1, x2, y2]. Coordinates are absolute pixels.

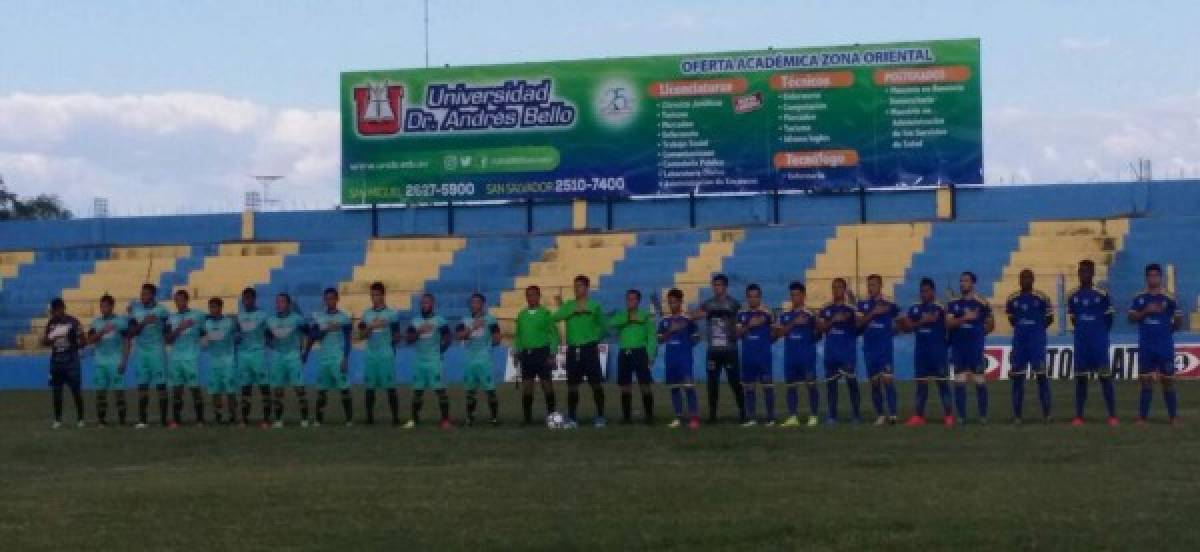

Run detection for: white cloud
[[985, 93, 1200, 183], [0, 93, 264, 144], [1059, 37, 1111, 51], [0, 93, 338, 216], [2, 86, 1198, 216]]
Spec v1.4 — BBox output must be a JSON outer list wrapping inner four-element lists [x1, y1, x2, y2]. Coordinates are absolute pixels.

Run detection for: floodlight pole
[[251, 175, 285, 211]]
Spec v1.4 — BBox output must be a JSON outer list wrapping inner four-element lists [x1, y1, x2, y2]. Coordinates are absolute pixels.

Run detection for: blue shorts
[[864, 354, 894, 378], [824, 357, 856, 379], [1139, 347, 1175, 375], [665, 361, 694, 385], [914, 354, 948, 379], [740, 356, 773, 384], [950, 349, 986, 375], [1073, 343, 1110, 374], [1009, 345, 1046, 375], [783, 356, 816, 384]]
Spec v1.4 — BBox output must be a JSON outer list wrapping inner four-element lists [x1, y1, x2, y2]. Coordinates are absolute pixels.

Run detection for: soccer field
[[2, 382, 1197, 551]]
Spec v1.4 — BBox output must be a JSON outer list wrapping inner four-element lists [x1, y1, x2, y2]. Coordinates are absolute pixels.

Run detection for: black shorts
[[565, 343, 604, 385], [518, 347, 554, 381], [617, 349, 652, 385], [707, 348, 739, 374], [49, 360, 81, 388]]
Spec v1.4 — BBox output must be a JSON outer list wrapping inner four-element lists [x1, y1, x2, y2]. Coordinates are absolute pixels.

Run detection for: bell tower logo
[[353, 82, 405, 135]]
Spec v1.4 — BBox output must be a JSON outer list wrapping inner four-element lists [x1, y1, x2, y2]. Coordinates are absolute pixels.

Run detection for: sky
[[1, 0, 1198, 216]]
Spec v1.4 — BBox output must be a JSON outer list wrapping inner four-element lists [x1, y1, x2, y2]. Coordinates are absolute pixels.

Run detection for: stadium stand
[[18, 245, 192, 347], [662, 228, 744, 309], [1107, 216, 1200, 332], [590, 229, 706, 309], [803, 223, 931, 306], [174, 242, 299, 313], [2, 182, 1199, 369], [337, 238, 463, 315], [0, 251, 33, 290], [989, 219, 1128, 335], [258, 239, 367, 315], [0, 247, 107, 349], [493, 233, 635, 327]]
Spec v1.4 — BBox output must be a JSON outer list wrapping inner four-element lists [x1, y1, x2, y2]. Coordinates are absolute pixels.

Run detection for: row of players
[[40, 260, 1183, 430]]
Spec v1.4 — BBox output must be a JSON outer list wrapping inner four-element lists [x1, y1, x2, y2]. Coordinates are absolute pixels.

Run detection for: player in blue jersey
[[1128, 263, 1184, 425], [775, 282, 820, 427], [658, 288, 701, 429], [818, 278, 861, 424], [856, 274, 900, 425], [1005, 269, 1054, 424], [901, 278, 955, 427], [166, 289, 208, 426], [128, 283, 171, 428], [1066, 260, 1117, 426], [87, 294, 131, 426], [736, 284, 776, 427], [946, 272, 994, 424], [306, 288, 353, 426]]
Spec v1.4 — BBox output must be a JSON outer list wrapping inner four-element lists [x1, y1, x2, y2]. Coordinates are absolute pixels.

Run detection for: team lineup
[[38, 259, 1184, 431]]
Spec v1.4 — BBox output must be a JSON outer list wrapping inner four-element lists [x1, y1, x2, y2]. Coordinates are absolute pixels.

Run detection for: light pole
[[250, 175, 284, 210]]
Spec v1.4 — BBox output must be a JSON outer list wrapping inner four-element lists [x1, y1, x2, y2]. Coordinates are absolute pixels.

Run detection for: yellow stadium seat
[[173, 242, 299, 314], [0, 251, 35, 282], [804, 223, 930, 306], [337, 238, 466, 317], [990, 219, 1128, 336], [20, 245, 192, 350], [657, 229, 745, 311], [493, 233, 638, 325]]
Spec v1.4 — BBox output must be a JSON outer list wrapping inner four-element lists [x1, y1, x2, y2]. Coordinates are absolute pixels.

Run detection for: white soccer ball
[[546, 411, 565, 430]]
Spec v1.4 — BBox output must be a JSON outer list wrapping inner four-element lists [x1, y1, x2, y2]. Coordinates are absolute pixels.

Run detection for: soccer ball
[[546, 411, 565, 430]]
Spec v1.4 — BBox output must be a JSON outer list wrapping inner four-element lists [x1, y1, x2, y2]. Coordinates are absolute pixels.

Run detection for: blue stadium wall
[[0, 180, 1188, 250]]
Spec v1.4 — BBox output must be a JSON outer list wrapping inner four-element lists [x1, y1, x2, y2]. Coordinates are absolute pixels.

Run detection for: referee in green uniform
[[513, 285, 560, 425], [553, 275, 608, 429], [609, 289, 657, 424]]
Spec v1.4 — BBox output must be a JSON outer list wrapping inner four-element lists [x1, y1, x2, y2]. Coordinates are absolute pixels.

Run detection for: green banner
[[341, 38, 981, 204]]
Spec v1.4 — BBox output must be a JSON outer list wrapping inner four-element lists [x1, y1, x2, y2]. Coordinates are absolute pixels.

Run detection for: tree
[[0, 177, 72, 220]]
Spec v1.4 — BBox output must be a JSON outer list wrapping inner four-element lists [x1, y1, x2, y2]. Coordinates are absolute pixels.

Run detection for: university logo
[[353, 82, 405, 136], [594, 78, 638, 129]]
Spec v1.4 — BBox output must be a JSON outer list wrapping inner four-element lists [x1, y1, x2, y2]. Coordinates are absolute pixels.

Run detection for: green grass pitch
[[1, 381, 1197, 550]]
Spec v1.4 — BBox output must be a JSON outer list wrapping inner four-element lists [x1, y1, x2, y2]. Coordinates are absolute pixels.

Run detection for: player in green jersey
[[513, 285, 560, 425], [202, 297, 239, 424], [236, 287, 272, 428], [357, 281, 402, 425], [305, 287, 353, 426], [166, 289, 208, 427], [404, 293, 452, 429], [128, 283, 170, 428], [267, 292, 311, 428], [87, 294, 131, 426], [455, 293, 501, 426]]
